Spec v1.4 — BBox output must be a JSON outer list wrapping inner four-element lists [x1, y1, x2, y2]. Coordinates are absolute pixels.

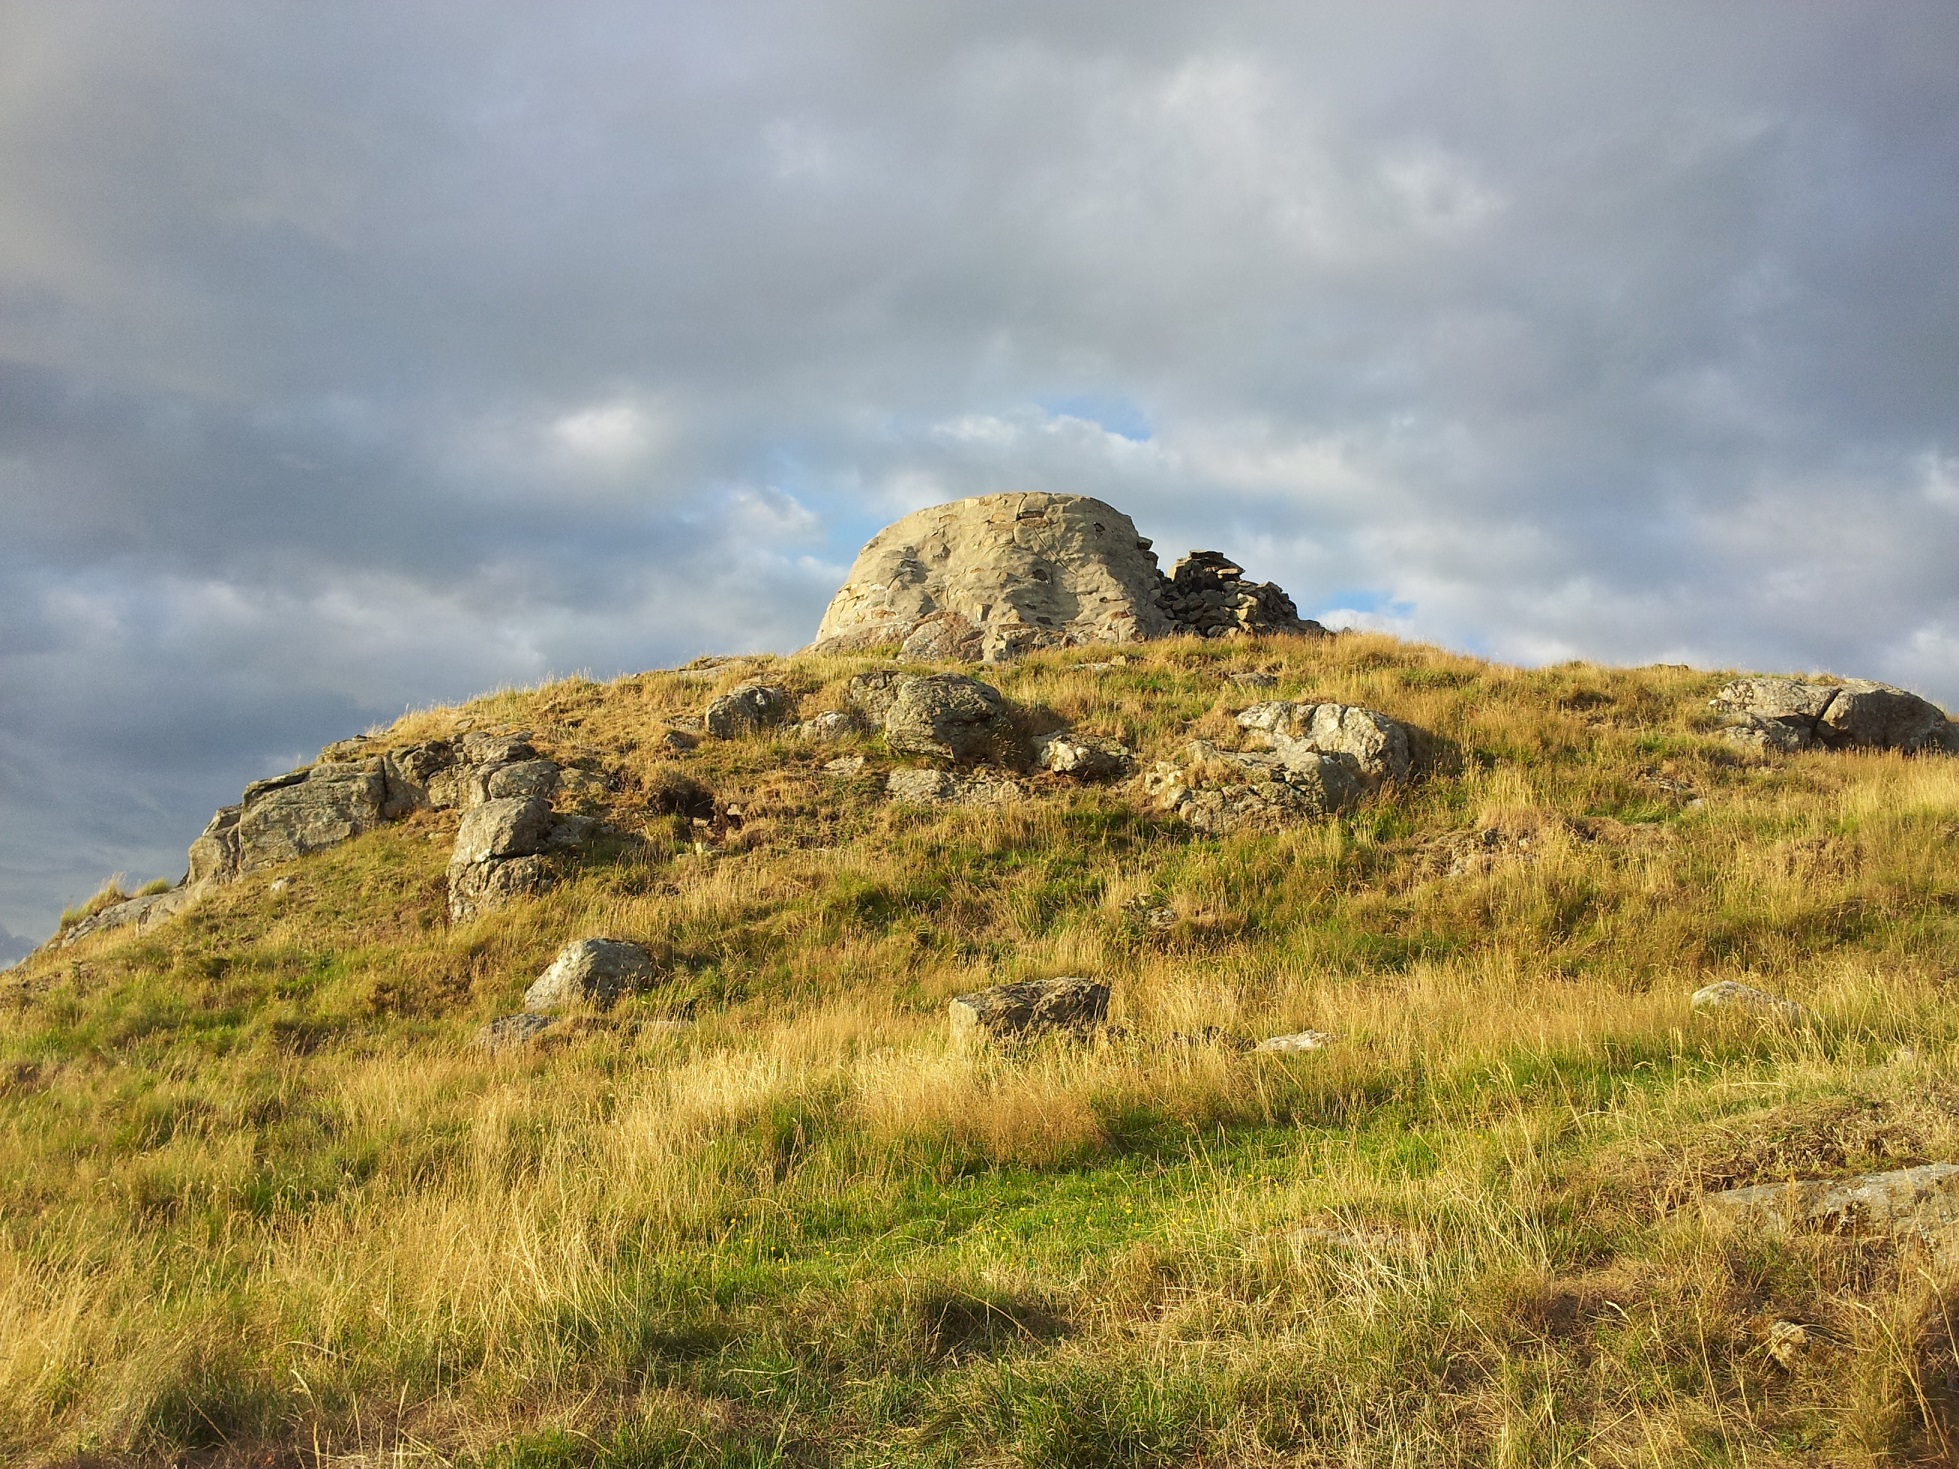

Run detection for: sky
[[2, 1, 1956, 959]]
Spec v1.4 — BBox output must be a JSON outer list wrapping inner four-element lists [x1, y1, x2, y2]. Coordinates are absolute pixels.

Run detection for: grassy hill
[[5, 632, 1959, 1466]]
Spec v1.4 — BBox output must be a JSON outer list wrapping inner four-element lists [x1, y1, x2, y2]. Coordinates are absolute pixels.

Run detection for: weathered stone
[[237, 761, 388, 872], [1146, 740, 1363, 833], [1237, 702, 1410, 784], [453, 797, 555, 866], [484, 759, 561, 803], [187, 805, 243, 886], [461, 732, 537, 766], [546, 814, 599, 848], [1766, 1320, 1809, 1369], [899, 611, 987, 662], [886, 768, 1026, 806], [824, 754, 867, 777], [1704, 1163, 1959, 1244], [525, 938, 655, 1012], [703, 683, 792, 738], [381, 740, 459, 817], [849, 671, 1024, 766], [1711, 676, 1955, 754], [478, 1013, 556, 1053], [949, 977, 1110, 1044], [795, 710, 866, 740], [811, 493, 1174, 660], [1228, 671, 1279, 688], [1034, 733, 1133, 781], [1256, 1030, 1338, 1052], [448, 854, 550, 922], [1690, 980, 1811, 1023], [55, 887, 194, 948]]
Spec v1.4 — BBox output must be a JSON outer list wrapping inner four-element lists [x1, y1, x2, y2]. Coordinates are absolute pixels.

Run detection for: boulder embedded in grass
[[949, 977, 1109, 1044], [525, 938, 655, 1013], [1703, 1162, 1959, 1241], [478, 1013, 556, 1053], [1690, 980, 1811, 1023], [1256, 1030, 1337, 1053]]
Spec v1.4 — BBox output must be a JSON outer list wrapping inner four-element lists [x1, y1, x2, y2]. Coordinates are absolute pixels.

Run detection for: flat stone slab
[[1704, 1162, 1959, 1242]]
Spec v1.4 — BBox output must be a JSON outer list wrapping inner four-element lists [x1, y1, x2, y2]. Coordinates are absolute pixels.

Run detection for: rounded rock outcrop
[[808, 493, 1174, 661]]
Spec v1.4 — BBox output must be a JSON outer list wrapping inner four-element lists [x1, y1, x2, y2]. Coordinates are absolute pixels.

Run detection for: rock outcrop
[[1236, 702, 1411, 785], [448, 797, 555, 922], [1703, 1163, 1959, 1246], [704, 683, 792, 739], [807, 493, 1324, 661], [1143, 737, 1368, 834], [1711, 676, 1957, 754]]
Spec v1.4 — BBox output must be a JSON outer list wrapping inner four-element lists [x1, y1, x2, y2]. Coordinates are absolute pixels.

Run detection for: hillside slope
[[6, 633, 1959, 1466]]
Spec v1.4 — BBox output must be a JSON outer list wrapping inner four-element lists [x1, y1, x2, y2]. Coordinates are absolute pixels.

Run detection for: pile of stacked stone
[[1154, 552, 1327, 641]]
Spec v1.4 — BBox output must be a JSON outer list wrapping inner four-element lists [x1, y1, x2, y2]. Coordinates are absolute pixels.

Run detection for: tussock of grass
[[5, 633, 1959, 1464]]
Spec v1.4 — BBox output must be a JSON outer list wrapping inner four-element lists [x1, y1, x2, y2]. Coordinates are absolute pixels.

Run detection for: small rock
[[796, 710, 866, 740], [1144, 906, 1177, 930], [1256, 1030, 1337, 1053], [659, 728, 699, 752], [478, 1013, 556, 1053], [949, 977, 1111, 1044], [525, 938, 656, 1013], [546, 814, 598, 848], [703, 683, 792, 739], [824, 755, 867, 777], [1034, 732, 1134, 781], [1236, 701, 1411, 784], [269, 878, 291, 894], [1228, 671, 1278, 688], [1766, 1320, 1809, 1369], [1690, 980, 1811, 1024]]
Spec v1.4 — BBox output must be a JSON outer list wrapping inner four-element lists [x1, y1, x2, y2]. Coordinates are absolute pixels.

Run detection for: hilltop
[[6, 497, 1959, 1466]]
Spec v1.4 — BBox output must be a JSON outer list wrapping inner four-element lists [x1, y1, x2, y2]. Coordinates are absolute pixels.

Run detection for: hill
[[6, 626, 1959, 1466]]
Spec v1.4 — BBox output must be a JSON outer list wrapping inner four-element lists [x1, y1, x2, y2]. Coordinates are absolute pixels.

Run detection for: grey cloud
[[2, 1, 1957, 937]]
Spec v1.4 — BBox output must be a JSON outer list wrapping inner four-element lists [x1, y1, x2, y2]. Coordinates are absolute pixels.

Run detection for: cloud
[[1, 0, 1956, 937]]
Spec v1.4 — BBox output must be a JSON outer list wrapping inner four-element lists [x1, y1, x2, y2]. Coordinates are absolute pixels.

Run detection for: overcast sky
[[2, 2, 1956, 957]]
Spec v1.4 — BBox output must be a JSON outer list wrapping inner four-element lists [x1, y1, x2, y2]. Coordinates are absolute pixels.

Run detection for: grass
[[4, 633, 1959, 1465]]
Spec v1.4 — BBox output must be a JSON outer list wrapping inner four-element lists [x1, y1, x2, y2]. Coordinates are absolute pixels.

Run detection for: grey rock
[[1711, 676, 1954, 754], [546, 814, 599, 849], [525, 938, 655, 1012], [1256, 1030, 1338, 1053], [1704, 1163, 1959, 1243], [703, 683, 791, 738], [949, 977, 1111, 1044], [1034, 733, 1134, 781], [453, 797, 555, 865], [824, 754, 867, 777], [186, 805, 243, 886], [795, 710, 866, 740], [236, 761, 388, 872], [1145, 740, 1364, 834], [1690, 980, 1811, 1023], [461, 732, 537, 766], [448, 854, 550, 922], [851, 671, 1025, 766], [381, 740, 459, 817], [1237, 701, 1411, 784], [1228, 670, 1279, 688], [484, 759, 561, 803], [55, 887, 194, 948], [886, 768, 1026, 806], [477, 1013, 556, 1053]]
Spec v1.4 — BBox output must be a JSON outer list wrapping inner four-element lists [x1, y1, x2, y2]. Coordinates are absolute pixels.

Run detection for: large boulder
[[1236, 702, 1410, 784], [236, 761, 388, 871], [1710, 676, 1955, 753], [810, 493, 1173, 660], [849, 671, 1026, 766], [525, 938, 655, 1012], [949, 977, 1111, 1044]]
